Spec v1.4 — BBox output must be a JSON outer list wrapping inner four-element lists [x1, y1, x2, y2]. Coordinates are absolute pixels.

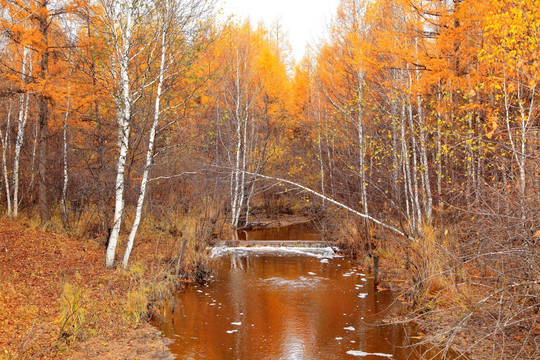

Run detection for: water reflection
[[237, 222, 321, 241], [157, 250, 426, 359]]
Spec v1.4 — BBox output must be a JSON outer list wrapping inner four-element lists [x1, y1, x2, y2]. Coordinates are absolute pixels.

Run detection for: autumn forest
[[1, 0, 539, 359]]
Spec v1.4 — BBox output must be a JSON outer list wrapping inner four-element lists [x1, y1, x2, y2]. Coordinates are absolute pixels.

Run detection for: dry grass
[[57, 282, 89, 347], [404, 224, 470, 311]]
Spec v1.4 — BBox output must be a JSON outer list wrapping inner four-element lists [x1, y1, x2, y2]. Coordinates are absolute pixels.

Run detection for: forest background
[[0, 0, 539, 358]]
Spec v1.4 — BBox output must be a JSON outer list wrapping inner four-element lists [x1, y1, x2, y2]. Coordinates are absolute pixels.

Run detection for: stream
[[155, 223, 441, 359]]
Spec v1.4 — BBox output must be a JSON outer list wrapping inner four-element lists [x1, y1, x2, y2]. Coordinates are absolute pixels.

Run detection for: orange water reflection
[[157, 250, 428, 359]]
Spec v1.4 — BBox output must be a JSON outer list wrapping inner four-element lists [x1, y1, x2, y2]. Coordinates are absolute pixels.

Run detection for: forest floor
[[0, 218, 176, 360]]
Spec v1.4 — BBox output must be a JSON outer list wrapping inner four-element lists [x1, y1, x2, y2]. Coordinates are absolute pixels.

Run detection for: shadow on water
[[154, 224, 460, 359]]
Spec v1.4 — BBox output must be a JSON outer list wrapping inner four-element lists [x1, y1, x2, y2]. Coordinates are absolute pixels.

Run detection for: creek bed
[[154, 223, 449, 359]]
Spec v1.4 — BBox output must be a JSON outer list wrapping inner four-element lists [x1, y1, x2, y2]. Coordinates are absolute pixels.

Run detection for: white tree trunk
[[122, 24, 167, 268], [436, 84, 443, 208], [229, 48, 251, 230], [29, 117, 38, 197], [230, 106, 242, 228], [233, 169, 411, 240], [12, 48, 31, 217], [517, 78, 533, 221], [502, 66, 526, 220], [62, 63, 72, 224], [106, 2, 134, 268], [401, 102, 414, 231], [391, 100, 399, 202], [357, 71, 368, 217], [1, 100, 13, 216], [407, 93, 422, 233], [316, 90, 325, 202], [414, 36, 432, 223], [417, 100, 432, 222]]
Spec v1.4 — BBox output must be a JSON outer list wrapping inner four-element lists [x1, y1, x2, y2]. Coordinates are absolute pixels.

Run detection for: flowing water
[[155, 223, 443, 359]]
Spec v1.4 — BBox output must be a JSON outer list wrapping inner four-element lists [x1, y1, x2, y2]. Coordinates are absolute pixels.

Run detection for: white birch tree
[[121, 0, 215, 268], [103, 0, 140, 268], [12, 47, 32, 218], [1, 99, 12, 216]]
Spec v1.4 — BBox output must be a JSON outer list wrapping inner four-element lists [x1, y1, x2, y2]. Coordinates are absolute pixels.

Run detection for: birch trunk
[[414, 32, 432, 223], [417, 101, 432, 222], [106, 2, 134, 268], [1, 100, 12, 216], [502, 65, 528, 220], [230, 49, 241, 229], [229, 47, 252, 230], [515, 74, 534, 220], [357, 71, 368, 218], [324, 111, 335, 198], [122, 25, 167, 268], [401, 102, 414, 231], [13, 48, 32, 218], [465, 111, 476, 205], [232, 169, 411, 240], [62, 64, 72, 225], [391, 100, 399, 204], [407, 90, 422, 232], [436, 84, 443, 208], [316, 90, 325, 203], [29, 118, 38, 198]]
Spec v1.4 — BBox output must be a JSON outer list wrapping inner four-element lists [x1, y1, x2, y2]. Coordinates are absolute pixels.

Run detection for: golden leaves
[[485, 116, 499, 139]]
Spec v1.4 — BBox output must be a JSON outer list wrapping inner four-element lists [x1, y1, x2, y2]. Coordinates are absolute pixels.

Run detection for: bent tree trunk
[[226, 168, 411, 240]]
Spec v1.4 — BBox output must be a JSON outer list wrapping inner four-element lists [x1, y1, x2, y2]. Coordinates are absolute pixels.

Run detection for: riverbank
[[2, 215, 536, 359], [361, 223, 540, 360], [0, 218, 178, 359], [1, 214, 312, 359]]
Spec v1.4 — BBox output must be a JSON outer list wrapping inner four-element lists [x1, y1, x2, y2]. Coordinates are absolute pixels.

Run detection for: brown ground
[[0, 219, 175, 360]]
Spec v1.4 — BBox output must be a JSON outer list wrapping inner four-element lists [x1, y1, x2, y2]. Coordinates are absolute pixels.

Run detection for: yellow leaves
[[485, 116, 499, 139]]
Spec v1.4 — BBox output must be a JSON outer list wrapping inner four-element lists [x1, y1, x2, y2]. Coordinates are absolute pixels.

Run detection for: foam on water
[[210, 246, 337, 259], [346, 350, 393, 357], [262, 276, 324, 289]]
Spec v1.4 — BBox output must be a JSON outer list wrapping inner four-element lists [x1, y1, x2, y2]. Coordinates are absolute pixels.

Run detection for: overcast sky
[[218, 0, 340, 61]]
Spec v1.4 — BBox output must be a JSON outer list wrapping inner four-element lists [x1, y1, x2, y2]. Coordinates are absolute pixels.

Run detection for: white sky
[[218, 0, 340, 62]]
